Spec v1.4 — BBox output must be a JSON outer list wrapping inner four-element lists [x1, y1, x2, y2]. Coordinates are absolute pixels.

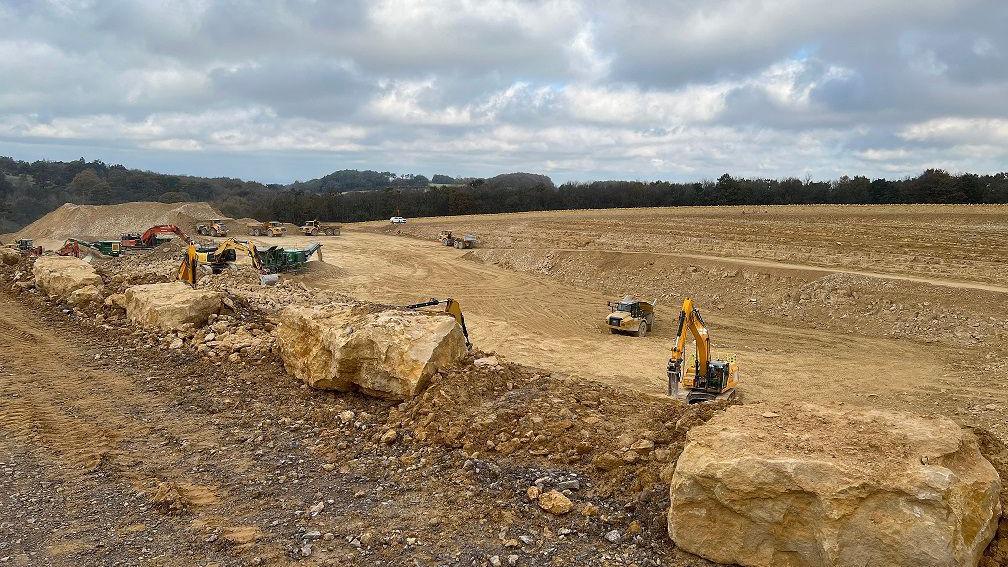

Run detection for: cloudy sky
[[1, 0, 1006, 183]]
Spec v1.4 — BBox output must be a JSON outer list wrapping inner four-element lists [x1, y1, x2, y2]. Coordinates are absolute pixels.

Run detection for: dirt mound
[[14, 202, 227, 244], [387, 354, 731, 497]]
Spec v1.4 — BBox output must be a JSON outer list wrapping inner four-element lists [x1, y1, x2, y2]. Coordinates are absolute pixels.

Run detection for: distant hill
[[289, 169, 431, 192], [481, 172, 555, 191]]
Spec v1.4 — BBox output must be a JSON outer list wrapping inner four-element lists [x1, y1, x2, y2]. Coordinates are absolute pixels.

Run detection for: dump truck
[[454, 234, 477, 249], [300, 220, 340, 236], [439, 231, 477, 249], [247, 221, 286, 237], [606, 296, 656, 336], [196, 219, 229, 237]]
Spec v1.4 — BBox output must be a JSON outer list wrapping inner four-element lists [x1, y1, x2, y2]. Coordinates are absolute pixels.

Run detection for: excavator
[[178, 239, 263, 288], [121, 225, 192, 250], [667, 297, 738, 404], [196, 238, 262, 273], [405, 298, 471, 350]]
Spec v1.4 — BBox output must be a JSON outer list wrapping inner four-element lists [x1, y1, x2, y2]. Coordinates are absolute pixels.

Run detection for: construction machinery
[[256, 243, 322, 274], [300, 220, 340, 236], [121, 225, 192, 250], [15, 239, 42, 256], [247, 221, 286, 237], [57, 238, 122, 258], [607, 296, 656, 336], [178, 244, 199, 288], [196, 219, 230, 237], [179, 239, 264, 288], [667, 297, 738, 404], [405, 298, 471, 350], [195, 238, 262, 274], [439, 231, 478, 249]]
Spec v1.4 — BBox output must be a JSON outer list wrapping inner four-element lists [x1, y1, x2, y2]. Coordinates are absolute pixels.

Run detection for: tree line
[[2, 155, 1006, 232]]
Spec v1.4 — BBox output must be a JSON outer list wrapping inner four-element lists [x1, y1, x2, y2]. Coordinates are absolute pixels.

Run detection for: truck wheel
[[637, 322, 647, 337], [610, 328, 618, 334]]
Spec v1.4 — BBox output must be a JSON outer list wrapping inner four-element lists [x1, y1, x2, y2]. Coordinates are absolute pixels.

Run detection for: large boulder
[[32, 255, 102, 298], [668, 404, 1001, 567], [0, 248, 21, 265], [123, 281, 223, 330], [276, 304, 468, 400]]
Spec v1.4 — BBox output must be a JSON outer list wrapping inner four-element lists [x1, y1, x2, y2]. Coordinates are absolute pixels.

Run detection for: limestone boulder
[[0, 248, 21, 265], [668, 403, 1001, 567], [276, 304, 468, 400], [32, 255, 102, 298], [67, 284, 102, 306], [123, 281, 223, 330]]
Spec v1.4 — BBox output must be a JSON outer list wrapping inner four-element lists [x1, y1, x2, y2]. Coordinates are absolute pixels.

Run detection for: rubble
[[668, 403, 1002, 567], [276, 304, 468, 400]]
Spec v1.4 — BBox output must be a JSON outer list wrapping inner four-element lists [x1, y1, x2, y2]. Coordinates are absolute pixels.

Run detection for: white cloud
[[0, 0, 1006, 182]]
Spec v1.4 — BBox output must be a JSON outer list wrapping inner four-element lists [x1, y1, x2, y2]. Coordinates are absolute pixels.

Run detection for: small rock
[[604, 529, 621, 543], [169, 338, 184, 349], [507, 555, 519, 565], [537, 490, 573, 515], [526, 486, 541, 500], [761, 412, 780, 419], [380, 429, 398, 444], [556, 479, 580, 491], [339, 410, 355, 424], [489, 555, 502, 567]]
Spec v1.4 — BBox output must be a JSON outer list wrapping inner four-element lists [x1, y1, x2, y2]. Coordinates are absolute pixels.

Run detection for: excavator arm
[[406, 298, 471, 350], [668, 297, 712, 397], [139, 225, 192, 247], [178, 244, 198, 288]]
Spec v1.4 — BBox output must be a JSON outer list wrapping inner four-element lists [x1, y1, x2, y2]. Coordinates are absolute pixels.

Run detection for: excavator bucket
[[178, 244, 198, 288]]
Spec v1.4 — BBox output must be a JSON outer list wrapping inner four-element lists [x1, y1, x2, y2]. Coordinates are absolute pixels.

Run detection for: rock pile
[[276, 304, 468, 400], [668, 403, 1002, 567]]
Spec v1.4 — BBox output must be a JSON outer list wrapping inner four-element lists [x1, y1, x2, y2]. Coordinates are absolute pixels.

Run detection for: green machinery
[[57, 238, 123, 258], [256, 243, 323, 274]]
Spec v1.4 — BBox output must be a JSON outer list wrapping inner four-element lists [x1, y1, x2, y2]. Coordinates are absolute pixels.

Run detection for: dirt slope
[[12, 202, 226, 247]]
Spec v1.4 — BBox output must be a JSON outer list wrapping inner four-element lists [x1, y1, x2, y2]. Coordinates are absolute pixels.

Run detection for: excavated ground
[[2, 203, 1007, 565], [0, 254, 731, 566]]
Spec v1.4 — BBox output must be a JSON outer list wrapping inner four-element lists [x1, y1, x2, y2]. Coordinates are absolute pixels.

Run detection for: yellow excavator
[[667, 297, 738, 403], [405, 298, 471, 350], [178, 239, 263, 288]]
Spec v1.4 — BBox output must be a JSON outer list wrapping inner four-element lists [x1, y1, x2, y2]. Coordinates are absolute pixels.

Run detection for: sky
[[1, 0, 1006, 184]]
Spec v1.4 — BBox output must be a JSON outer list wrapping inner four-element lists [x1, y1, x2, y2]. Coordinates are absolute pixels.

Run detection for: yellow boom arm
[[670, 297, 710, 376]]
